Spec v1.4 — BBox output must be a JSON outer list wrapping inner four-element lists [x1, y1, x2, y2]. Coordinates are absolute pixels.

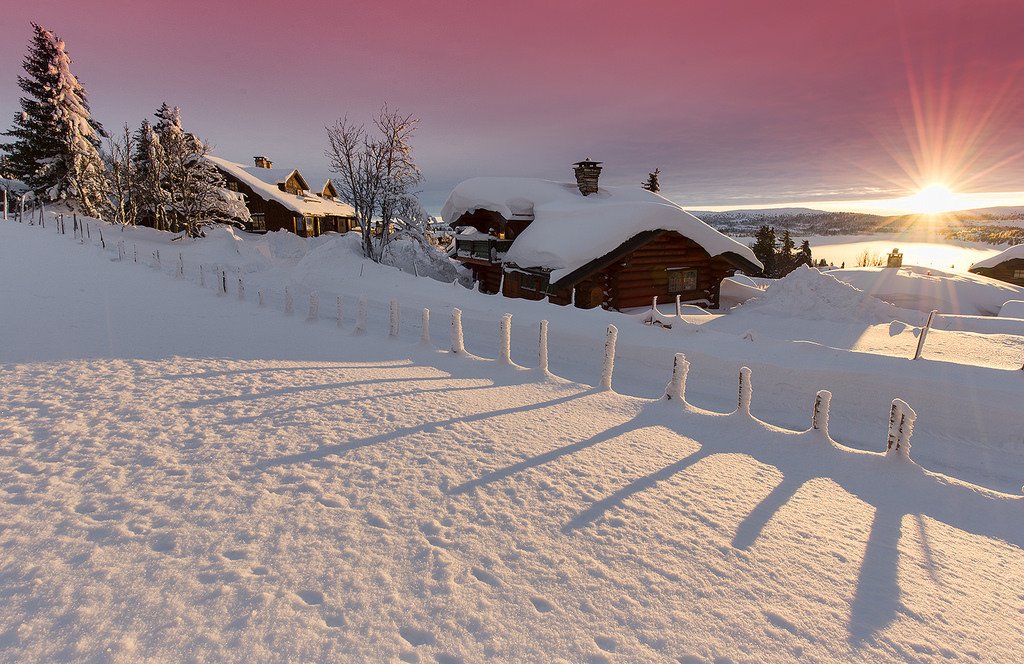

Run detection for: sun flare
[[900, 183, 965, 214]]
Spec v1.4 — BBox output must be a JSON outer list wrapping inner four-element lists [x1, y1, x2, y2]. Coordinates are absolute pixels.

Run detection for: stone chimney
[[253, 155, 273, 169], [573, 158, 602, 196]]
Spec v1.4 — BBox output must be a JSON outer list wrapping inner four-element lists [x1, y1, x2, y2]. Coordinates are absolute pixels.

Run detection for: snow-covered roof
[[207, 156, 355, 218], [440, 177, 762, 284], [970, 244, 1024, 271]]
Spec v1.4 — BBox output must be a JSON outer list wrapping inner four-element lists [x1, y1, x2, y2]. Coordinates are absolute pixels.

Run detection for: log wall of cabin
[[602, 232, 736, 310], [973, 258, 1024, 286], [220, 172, 299, 234], [470, 264, 503, 294]]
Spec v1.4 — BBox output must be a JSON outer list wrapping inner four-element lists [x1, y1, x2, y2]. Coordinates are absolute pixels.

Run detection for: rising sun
[[900, 183, 965, 214]]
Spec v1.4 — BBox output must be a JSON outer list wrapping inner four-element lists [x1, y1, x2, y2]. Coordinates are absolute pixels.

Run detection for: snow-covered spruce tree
[[132, 119, 167, 229], [325, 104, 422, 261], [1, 24, 108, 217], [151, 104, 249, 236]]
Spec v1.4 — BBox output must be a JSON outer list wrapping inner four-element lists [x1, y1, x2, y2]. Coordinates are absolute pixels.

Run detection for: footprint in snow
[[221, 549, 247, 561], [399, 626, 436, 647], [529, 597, 555, 613], [297, 590, 325, 606], [317, 496, 344, 509], [594, 636, 617, 652], [366, 512, 390, 529], [470, 567, 501, 587]]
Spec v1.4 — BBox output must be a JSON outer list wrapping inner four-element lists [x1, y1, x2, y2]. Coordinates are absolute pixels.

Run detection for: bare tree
[[325, 105, 422, 260], [104, 123, 139, 225]]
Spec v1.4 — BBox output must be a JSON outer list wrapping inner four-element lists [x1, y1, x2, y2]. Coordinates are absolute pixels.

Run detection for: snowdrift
[[829, 265, 1024, 316], [738, 265, 923, 324]]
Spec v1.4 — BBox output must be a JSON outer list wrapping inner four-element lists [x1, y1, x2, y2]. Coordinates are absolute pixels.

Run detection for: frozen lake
[[735, 231, 1004, 272]]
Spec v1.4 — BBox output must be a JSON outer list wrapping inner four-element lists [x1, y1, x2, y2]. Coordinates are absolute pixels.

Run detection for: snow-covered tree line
[[1, 24, 247, 236]]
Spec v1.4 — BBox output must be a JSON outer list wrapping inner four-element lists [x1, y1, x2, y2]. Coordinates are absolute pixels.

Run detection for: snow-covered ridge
[[441, 177, 762, 282], [207, 156, 355, 218]]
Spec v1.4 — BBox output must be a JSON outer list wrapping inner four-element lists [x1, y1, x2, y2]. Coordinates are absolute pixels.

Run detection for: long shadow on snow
[[489, 400, 1024, 647], [248, 387, 592, 471]]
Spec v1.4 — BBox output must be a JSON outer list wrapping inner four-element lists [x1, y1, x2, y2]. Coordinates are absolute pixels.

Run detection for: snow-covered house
[[441, 161, 762, 310], [969, 244, 1024, 286], [208, 156, 356, 238]]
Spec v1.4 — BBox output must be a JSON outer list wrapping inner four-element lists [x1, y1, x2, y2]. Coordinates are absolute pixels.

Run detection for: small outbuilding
[[969, 245, 1024, 286], [441, 161, 762, 310], [208, 156, 357, 237]]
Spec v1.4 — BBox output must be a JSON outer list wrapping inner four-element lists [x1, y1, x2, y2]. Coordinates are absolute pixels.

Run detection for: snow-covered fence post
[[220, 269, 227, 295], [651, 296, 658, 312], [420, 308, 431, 344], [307, 291, 320, 321], [499, 313, 513, 364], [886, 398, 917, 460], [355, 296, 367, 333], [737, 367, 753, 417], [177, 253, 184, 279], [811, 390, 831, 438], [336, 296, 344, 328], [538, 320, 550, 375], [912, 310, 938, 360], [86, 222, 90, 239], [600, 324, 618, 391], [98, 227, 104, 248], [451, 308, 465, 354], [237, 275, 245, 301], [39, 203, 45, 228], [284, 287, 294, 315], [257, 289, 265, 307], [389, 299, 400, 337], [675, 294, 682, 317], [154, 250, 161, 270], [663, 352, 690, 403]]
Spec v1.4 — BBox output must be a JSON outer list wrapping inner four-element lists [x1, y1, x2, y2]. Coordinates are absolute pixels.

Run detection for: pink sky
[[3, 0, 1024, 212]]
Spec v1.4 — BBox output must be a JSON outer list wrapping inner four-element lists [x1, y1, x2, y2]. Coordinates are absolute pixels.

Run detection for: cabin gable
[[971, 257, 1024, 286]]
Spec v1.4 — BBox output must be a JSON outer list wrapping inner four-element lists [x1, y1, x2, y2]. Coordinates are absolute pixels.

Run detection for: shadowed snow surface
[[1, 219, 1023, 661]]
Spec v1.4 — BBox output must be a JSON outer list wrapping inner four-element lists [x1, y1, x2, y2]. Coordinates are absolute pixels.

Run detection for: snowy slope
[[2, 218, 1024, 661]]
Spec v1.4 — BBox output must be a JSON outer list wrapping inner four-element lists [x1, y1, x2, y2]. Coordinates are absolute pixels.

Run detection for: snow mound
[[739, 265, 922, 324], [999, 300, 1024, 318], [381, 238, 472, 285], [829, 265, 1024, 316]]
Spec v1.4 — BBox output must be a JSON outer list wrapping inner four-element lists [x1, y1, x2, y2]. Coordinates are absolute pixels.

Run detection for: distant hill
[[689, 205, 1024, 244]]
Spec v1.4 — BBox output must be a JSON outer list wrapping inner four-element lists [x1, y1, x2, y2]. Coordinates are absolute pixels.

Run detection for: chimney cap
[[573, 158, 602, 167]]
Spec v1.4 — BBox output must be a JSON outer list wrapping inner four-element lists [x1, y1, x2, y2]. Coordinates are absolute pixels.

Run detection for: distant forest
[[694, 208, 1024, 245]]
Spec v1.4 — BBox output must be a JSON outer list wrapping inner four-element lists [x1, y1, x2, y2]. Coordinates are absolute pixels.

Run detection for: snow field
[[2, 217, 1024, 660]]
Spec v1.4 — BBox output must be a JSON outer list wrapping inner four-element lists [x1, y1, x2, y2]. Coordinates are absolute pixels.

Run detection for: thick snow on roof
[[970, 243, 1024, 270], [207, 156, 355, 218], [441, 177, 762, 283]]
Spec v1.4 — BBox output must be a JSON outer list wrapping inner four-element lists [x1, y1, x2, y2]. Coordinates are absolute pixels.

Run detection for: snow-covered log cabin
[[441, 160, 762, 310], [969, 244, 1024, 286], [208, 156, 357, 237]]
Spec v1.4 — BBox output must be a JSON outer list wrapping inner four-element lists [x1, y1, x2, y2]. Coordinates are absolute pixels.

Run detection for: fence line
[[32, 210, 1019, 493]]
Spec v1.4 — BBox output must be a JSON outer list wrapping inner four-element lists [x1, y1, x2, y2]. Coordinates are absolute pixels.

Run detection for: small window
[[227, 181, 238, 192], [251, 213, 266, 230], [520, 273, 545, 292], [668, 268, 698, 293], [1014, 269, 1024, 279]]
